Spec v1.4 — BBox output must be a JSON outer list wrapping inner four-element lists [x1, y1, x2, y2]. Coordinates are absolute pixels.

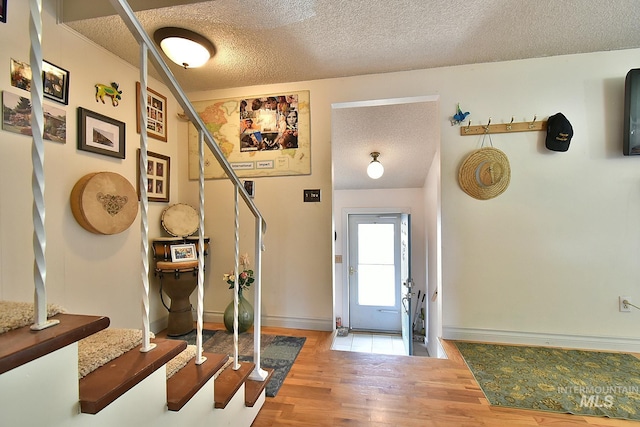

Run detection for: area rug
[[169, 329, 305, 397], [455, 342, 640, 421]]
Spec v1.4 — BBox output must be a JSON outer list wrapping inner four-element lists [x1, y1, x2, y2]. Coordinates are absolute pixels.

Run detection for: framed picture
[[2, 91, 67, 143], [243, 180, 255, 198], [137, 149, 170, 202], [136, 82, 167, 142], [10, 58, 31, 91], [1, 0, 6, 23], [77, 107, 125, 159], [43, 61, 69, 105], [187, 90, 310, 179], [170, 243, 197, 262]]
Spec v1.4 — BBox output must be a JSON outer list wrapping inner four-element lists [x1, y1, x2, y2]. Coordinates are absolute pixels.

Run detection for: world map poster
[[188, 90, 310, 179]]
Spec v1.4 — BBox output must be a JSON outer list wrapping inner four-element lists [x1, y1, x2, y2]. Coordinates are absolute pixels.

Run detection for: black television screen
[[623, 68, 640, 155]]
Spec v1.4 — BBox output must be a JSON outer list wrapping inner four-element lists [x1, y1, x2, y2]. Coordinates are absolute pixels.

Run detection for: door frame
[[341, 207, 411, 329]]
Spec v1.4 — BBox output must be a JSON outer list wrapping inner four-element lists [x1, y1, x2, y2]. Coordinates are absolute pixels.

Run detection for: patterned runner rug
[[170, 329, 305, 397], [455, 342, 640, 421]]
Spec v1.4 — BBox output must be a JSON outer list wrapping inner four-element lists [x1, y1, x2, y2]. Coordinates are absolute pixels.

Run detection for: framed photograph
[[1, 0, 6, 23], [77, 107, 125, 159], [43, 61, 69, 105], [10, 58, 31, 91], [243, 180, 255, 198], [2, 91, 67, 143], [137, 149, 170, 202], [136, 82, 167, 142], [170, 243, 197, 262]]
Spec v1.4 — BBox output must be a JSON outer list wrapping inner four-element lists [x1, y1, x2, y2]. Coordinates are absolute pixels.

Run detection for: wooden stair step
[[214, 361, 255, 409], [79, 338, 186, 414], [244, 367, 274, 407], [166, 352, 228, 411], [0, 313, 110, 375]]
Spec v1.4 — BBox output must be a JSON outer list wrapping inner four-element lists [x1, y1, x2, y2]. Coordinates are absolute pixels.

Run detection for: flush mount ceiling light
[[154, 27, 216, 69], [367, 152, 384, 179]]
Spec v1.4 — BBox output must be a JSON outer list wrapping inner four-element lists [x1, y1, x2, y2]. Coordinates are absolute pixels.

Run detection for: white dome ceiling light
[[367, 152, 384, 179], [154, 27, 216, 69]]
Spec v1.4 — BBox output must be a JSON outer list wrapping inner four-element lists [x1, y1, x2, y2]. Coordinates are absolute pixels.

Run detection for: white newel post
[[138, 44, 155, 352], [249, 217, 267, 381], [233, 187, 241, 370], [29, 0, 57, 331], [195, 130, 207, 364]]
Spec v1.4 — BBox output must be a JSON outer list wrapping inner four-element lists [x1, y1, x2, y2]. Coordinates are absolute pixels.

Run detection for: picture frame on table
[[170, 243, 197, 262], [43, 60, 69, 105], [137, 149, 170, 202], [77, 107, 125, 159], [136, 82, 167, 142]]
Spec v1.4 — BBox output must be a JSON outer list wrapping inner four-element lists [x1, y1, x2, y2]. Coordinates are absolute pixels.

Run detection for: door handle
[[349, 266, 357, 275], [401, 296, 409, 313]]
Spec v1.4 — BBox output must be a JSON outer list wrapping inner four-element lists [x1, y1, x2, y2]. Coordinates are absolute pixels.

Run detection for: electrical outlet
[[619, 296, 631, 312]]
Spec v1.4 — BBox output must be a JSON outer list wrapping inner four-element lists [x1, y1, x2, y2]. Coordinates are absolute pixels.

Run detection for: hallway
[[331, 331, 430, 357]]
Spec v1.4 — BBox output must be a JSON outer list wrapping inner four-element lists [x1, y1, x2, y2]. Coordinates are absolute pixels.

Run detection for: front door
[[348, 214, 402, 333]]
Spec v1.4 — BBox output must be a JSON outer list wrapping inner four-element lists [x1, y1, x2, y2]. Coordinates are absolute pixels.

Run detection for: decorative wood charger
[[70, 172, 138, 234]]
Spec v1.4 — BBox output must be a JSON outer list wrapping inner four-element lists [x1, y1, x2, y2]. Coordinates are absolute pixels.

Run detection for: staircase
[[0, 313, 269, 426]]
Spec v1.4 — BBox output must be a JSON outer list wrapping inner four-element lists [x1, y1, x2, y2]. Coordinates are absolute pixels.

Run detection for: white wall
[[437, 52, 640, 350], [195, 49, 640, 348], [3, 0, 639, 348], [0, 0, 179, 329], [332, 188, 427, 329]]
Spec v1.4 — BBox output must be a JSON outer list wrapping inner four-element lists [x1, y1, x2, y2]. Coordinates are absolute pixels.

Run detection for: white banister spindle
[[233, 186, 240, 370], [249, 217, 267, 380], [195, 130, 207, 365], [29, 0, 57, 331], [138, 44, 155, 353]]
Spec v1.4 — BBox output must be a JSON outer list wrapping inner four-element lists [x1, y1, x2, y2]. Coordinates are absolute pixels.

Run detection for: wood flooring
[[163, 324, 638, 426], [249, 325, 639, 427]]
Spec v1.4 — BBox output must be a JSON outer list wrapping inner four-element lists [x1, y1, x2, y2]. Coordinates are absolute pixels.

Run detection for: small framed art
[[10, 58, 31, 91], [170, 243, 197, 262], [43, 60, 69, 105], [77, 107, 125, 159], [136, 82, 167, 142], [243, 180, 255, 198], [1, 0, 7, 23], [137, 149, 170, 202]]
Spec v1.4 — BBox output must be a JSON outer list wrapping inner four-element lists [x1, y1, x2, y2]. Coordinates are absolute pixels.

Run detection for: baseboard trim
[[203, 311, 333, 331], [442, 327, 640, 353]]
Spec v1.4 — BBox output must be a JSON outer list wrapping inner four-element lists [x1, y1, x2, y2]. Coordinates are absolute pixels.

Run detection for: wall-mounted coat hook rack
[[461, 115, 547, 136]]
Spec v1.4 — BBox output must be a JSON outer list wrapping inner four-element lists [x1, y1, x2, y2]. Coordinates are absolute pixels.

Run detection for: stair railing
[[109, 0, 268, 380], [29, 0, 58, 332]]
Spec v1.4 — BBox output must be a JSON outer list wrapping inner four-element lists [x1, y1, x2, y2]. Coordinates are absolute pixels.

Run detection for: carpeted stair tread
[[0, 300, 67, 334], [166, 352, 229, 411], [214, 361, 255, 409], [79, 338, 186, 414], [0, 313, 110, 375], [245, 367, 274, 407]]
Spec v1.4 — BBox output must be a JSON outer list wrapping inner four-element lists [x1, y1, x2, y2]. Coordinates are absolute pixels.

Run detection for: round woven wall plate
[[458, 147, 511, 200]]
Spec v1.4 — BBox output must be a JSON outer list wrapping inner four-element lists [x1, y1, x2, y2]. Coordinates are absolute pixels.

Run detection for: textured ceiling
[[62, 0, 640, 190]]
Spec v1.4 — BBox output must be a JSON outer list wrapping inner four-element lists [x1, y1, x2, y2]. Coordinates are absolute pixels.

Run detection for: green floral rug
[[455, 342, 640, 421]]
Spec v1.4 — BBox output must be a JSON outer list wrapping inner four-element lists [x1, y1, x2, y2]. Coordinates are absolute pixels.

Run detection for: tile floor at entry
[[331, 331, 430, 357]]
